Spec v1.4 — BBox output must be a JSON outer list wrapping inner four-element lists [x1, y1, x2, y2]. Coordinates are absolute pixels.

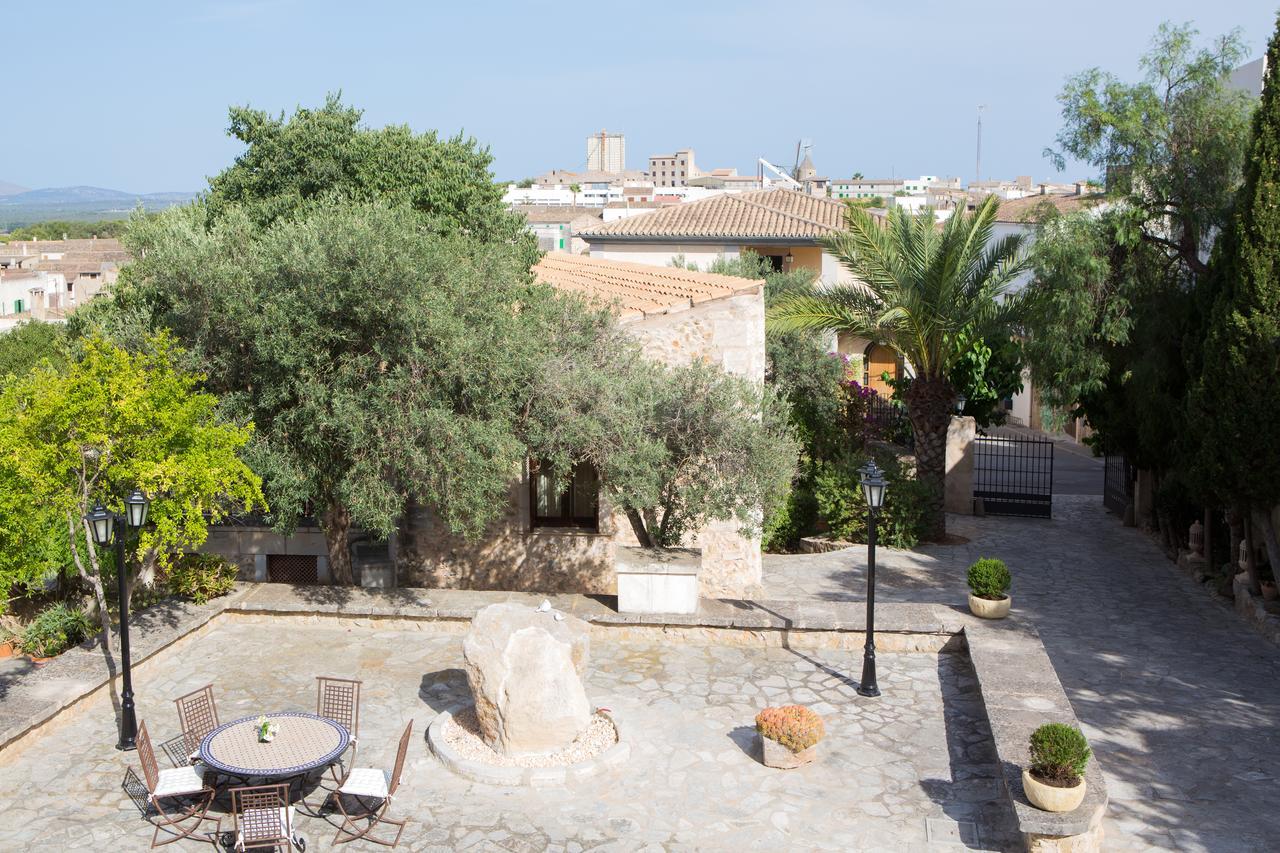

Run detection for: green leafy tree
[[1, 219, 133, 241], [569, 183, 581, 206], [1190, 16, 1280, 575], [0, 335, 263, 653], [768, 195, 1028, 538], [0, 320, 67, 383], [1023, 22, 1255, 475], [1045, 22, 1252, 276], [537, 356, 797, 549], [118, 199, 615, 585], [204, 93, 536, 264]]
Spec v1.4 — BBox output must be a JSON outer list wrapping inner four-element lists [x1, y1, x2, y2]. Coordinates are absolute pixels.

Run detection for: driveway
[[764, 495, 1280, 851]]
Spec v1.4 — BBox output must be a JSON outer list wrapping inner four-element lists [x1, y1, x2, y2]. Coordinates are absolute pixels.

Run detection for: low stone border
[[1232, 574, 1280, 646], [426, 704, 628, 787], [798, 535, 858, 554], [966, 615, 1108, 851]]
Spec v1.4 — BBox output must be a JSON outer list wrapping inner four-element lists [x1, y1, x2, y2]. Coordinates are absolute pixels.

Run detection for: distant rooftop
[[532, 252, 762, 320], [580, 188, 854, 242]]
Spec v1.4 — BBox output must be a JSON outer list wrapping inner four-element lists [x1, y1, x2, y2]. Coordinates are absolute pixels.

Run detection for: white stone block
[[616, 547, 699, 614]]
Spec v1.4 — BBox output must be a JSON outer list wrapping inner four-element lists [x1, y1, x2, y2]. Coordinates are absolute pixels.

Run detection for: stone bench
[[615, 546, 700, 615]]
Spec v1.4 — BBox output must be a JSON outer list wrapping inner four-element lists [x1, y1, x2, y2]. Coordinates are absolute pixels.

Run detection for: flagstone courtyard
[[0, 618, 1019, 851], [1, 496, 1278, 852]]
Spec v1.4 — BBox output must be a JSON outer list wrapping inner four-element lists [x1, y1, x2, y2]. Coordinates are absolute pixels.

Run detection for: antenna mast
[[976, 105, 986, 184]]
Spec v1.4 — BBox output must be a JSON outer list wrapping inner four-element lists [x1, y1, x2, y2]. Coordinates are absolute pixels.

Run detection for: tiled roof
[[532, 252, 762, 320], [515, 205, 604, 225], [995, 193, 1101, 224], [579, 188, 854, 242]]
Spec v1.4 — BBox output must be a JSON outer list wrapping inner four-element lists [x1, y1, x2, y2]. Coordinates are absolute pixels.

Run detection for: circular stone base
[[427, 704, 628, 787]]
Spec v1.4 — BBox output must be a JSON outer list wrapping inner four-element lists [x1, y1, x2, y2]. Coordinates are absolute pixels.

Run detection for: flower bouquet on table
[[256, 715, 279, 743]]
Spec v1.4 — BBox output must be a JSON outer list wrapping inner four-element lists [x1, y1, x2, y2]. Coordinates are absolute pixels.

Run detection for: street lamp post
[[857, 461, 888, 698], [86, 489, 150, 751]]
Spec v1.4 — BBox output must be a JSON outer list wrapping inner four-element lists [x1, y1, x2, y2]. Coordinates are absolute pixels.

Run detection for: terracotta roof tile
[[532, 252, 762, 320], [580, 188, 855, 241]]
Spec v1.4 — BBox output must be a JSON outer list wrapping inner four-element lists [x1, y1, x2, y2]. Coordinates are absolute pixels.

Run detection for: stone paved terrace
[[767, 495, 1280, 852], [0, 617, 1021, 851]]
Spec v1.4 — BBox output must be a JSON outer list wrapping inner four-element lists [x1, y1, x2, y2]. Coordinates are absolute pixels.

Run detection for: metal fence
[[973, 435, 1054, 518], [866, 397, 914, 450], [1103, 453, 1134, 517]]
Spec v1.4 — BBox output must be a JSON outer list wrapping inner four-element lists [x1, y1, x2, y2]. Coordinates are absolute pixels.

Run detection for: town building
[[0, 237, 126, 328], [648, 148, 697, 188], [514, 205, 604, 254], [585, 129, 625, 173]]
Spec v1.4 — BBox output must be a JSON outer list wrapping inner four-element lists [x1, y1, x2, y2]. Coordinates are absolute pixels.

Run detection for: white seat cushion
[[237, 805, 294, 848], [338, 767, 390, 799], [153, 765, 206, 798]]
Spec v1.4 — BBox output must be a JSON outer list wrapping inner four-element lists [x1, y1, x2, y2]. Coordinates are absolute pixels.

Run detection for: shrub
[[762, 480, 818, 553], [967, 558, 1011, 599], [19, 602, 93, 658], [165, 554, 240, 604], [755, 705, 825, 753], [1028, 723, 1091, 785], [813, 451, 932, 548]]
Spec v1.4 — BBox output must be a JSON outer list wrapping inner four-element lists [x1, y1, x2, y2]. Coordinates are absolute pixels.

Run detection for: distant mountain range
[[0, 182, 198, 228]]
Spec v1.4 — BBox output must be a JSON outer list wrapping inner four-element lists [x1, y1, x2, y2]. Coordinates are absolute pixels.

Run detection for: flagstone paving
[[765, 495, 1280, 852], [0, 619, 1018, 851]]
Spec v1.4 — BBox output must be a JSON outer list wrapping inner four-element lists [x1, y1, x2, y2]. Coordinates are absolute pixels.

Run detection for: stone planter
[[1022, 768, 1086, 813], [760, 735, 817, 769], [968, 593, 1011, 619], [616, 547, 700, 615]]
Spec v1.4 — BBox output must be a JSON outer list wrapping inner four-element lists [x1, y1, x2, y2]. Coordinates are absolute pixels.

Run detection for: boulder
[[462, 602, 592, 756]]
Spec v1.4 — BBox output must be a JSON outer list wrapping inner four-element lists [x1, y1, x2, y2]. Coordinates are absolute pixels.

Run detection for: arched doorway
[[863, 343, 900, 396]]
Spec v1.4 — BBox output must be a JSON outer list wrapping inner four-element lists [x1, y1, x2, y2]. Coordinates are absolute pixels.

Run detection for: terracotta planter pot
[[0, 639, 16, 659], [1022, 768, 1086, 812], [760, 735, 817, 769], [968, 593, 1011, 619]]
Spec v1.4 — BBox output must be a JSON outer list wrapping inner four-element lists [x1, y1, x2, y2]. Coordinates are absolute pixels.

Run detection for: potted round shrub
[[755, 705, 824, 769], [1022, 723, 1091, 812], [967, 557, 1011, 619]]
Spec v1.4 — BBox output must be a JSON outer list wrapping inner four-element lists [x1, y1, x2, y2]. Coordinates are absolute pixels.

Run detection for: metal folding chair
[[332, 720, 412, 847], [230, 783, 303, 852], [134, 721, 220, 848], [317, 676, 361, 781], [173, 683, 219, 765]]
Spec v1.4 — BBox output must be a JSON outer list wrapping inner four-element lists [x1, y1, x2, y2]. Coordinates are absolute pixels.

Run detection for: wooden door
[[865, 344, 898, 395]]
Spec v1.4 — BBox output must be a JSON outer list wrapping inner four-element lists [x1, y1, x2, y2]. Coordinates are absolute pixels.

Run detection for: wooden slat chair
[[173, 684, 219, 765], [230, 784, 303, 852], [332, 719, 413, 847], [317, 676, 361, 780], [135, 721, 220, 848]]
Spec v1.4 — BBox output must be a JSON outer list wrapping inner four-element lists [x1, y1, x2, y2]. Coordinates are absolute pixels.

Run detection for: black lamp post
[[857, 461, 888, 698], [86, 489, 150, 751]]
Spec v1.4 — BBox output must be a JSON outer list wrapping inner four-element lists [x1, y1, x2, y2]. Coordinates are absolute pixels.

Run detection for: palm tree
[[768, 194, 1028, 538]]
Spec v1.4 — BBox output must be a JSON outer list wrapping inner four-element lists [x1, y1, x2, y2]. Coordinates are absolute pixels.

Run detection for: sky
[[1, 0, 1274, 194]]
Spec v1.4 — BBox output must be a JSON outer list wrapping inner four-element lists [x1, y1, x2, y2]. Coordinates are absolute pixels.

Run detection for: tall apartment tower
[[586, 130, 625, 173]]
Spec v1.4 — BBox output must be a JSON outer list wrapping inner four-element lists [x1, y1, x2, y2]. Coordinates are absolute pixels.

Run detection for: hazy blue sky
[[3, 1, 1273, 193]]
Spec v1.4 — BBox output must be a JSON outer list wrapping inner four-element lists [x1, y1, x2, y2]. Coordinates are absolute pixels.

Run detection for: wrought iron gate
[[1103, 453, 1134, 517], [973, 435, 1054, 518]]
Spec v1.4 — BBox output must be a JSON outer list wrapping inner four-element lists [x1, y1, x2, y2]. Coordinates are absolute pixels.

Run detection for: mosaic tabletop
[[199, 711, 349, 777]]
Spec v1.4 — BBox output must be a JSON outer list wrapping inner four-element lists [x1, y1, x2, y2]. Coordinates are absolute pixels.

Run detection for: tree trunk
[[322, 502, 355, 585], [626, 507, 655, 549], [1243, 511, 1261, 595], [1227, 506, 1243, 576], [1251, 507, 1280, 586], [68, 511, 114, 657], [904, 375, 953, 540]]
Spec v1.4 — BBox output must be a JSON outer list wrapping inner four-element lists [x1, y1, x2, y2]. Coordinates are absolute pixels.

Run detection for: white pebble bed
[[442, 706, 618, 767]]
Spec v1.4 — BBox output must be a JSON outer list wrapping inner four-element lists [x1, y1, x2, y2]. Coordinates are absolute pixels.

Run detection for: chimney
[[1040, 184, 1047, 195], [1074, 182, 1086, 196]]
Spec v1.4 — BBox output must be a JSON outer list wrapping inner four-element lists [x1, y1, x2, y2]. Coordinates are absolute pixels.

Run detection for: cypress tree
[[1192, 17, 1280, 569]]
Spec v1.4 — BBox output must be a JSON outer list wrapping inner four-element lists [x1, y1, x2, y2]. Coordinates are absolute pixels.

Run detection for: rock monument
[[462, 601, 592, 756]]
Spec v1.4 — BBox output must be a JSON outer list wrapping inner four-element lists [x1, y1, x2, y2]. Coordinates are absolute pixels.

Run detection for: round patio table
[[199, 711, 349, 779]]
